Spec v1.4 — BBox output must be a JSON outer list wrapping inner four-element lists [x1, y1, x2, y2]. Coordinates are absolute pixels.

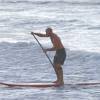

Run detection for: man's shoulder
[[53, 33, 58, 36], [53, 33, 60, 38]]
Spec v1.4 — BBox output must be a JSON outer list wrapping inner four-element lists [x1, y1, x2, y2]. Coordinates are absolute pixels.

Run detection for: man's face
[[46, 28, 52, 36], [46, 30, 50, 36]]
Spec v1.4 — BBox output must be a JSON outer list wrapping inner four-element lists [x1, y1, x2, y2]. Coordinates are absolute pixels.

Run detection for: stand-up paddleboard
[[0, 82, 61, 88], [0, 82, 100, 88], [74, 82, 100, 86]]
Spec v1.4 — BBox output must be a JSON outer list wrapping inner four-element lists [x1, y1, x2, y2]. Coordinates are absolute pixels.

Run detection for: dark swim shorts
[[53, 48, 66, 65]]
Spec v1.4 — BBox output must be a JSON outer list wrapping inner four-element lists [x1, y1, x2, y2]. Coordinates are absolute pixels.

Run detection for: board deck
[[0, 82, 100, 88], [0, 82, 60, 88]]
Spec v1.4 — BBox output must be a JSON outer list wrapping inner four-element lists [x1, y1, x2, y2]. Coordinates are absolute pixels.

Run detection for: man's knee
[[54, 63, 62, 69]]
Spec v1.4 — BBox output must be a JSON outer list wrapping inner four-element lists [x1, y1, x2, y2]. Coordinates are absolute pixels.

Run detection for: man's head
[[46, 27, 53, 36]]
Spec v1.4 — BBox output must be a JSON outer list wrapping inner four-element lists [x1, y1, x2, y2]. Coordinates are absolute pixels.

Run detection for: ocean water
[[0, 0, 100, 100]]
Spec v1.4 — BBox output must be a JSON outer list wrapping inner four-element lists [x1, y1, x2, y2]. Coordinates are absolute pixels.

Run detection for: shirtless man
[[31, 27, 66, 85]]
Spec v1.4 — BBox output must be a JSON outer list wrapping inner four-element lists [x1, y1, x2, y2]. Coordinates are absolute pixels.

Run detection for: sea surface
[[0, 0, 100, 100]]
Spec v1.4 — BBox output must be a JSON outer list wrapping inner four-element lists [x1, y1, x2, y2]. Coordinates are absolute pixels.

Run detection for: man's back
[[50, 33, 64, 49]]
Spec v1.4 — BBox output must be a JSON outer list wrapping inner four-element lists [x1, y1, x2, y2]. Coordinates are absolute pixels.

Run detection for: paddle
[[31, 33, 55, 68]]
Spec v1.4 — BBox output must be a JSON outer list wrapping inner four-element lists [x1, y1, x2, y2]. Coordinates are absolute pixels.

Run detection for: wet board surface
[[0, 82, 60, 88], [0, 82, 100, 88]]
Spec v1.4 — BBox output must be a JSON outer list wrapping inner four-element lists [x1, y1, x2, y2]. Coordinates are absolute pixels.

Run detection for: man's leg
[[54, 63, 64, 85]]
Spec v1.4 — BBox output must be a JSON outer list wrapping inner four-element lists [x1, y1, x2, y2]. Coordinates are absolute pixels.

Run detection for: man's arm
[[44, 47, 56, 53], [31, 32, 48, 37], [46, 47, 56, 51]]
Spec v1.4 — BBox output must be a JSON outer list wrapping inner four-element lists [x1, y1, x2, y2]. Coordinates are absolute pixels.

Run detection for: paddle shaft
[[32, 34, 54, 68]]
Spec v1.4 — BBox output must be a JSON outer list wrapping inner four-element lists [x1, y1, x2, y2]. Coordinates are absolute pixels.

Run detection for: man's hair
[[46, 27, 52, 32]]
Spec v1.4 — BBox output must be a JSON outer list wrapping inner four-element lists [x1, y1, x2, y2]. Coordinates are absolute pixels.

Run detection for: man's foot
[[53, 80, 58, 83], [58, 81, 64, 85], [53, 80, 64, 85]]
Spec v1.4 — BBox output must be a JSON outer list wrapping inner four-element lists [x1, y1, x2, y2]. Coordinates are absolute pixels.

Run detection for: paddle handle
[[32, 33, 54, 68]]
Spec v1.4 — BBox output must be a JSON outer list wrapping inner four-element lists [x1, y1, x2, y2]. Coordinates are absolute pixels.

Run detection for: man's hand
[[43, 49, 48, 53], [31, 32, 35, 35]]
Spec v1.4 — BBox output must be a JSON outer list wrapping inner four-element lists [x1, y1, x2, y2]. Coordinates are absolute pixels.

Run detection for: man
[[31, 27, 66, 85]]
